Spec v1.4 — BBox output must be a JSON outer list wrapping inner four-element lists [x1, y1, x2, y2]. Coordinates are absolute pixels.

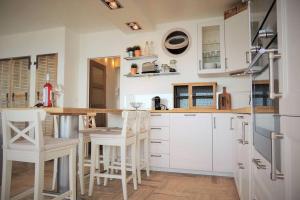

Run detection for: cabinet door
[[198, 19, 225, 74], [225, 9, 251, 72], [212, 114, 234, 173], [170, 113, 212, 171]]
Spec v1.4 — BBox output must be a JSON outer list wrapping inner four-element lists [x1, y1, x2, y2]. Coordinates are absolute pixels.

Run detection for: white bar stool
[[136, 111, 151, 184], [1, 109, 78, 200], [88, 111, 138, 200]]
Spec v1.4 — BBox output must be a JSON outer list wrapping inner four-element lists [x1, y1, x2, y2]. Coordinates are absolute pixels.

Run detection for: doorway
[[88, 56, 120, 127]]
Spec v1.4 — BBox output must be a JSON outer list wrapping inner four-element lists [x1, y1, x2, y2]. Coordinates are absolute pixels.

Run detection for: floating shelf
[[124, 72, 179, 77], [124, 55, 158, 61]]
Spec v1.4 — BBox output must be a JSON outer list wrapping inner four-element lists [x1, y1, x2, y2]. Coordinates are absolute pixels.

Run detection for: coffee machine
[[152, 96, 168, 110]]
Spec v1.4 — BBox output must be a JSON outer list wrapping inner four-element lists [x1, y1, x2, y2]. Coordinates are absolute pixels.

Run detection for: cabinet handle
[[242, 121, 249, 145], [237, 115, 244, 119], [230, 117, 234, 130], [151, 127, 162, 130], [225, 58, 228, 69], [213, 117, 216, 129], [252, 158, 266, 170], [271, 132, 284, 180], [184, 114, 196, 117], [151, 114, 162, 117], [269, 51, 282, 99], [150, 141, 162, 144], [245, 51, 250, 64], [237, 139, 243, 144], [151, 154, 162, 158]]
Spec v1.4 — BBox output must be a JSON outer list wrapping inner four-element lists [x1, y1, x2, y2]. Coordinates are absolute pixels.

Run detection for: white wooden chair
[[88, 111, 138, 200], [1, 109, 78, 200], [136, 111, 151, 184]]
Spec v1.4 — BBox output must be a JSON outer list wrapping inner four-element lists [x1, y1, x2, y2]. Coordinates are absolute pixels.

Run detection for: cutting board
[[218, 87, 231, 110]]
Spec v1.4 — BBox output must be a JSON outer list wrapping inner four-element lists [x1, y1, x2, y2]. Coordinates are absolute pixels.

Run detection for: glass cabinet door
[[191, 84, 216, 108], [198, 20, 225, 74], [174, 85, 189, 108]]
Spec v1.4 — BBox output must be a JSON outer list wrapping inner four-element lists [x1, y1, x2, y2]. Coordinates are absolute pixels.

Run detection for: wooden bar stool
[[1, 109, 78, 200], [88, 111, 138, 200]]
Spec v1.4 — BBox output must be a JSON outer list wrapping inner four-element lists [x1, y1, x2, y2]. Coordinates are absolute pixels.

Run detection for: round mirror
[[162, 28, 191, 57]]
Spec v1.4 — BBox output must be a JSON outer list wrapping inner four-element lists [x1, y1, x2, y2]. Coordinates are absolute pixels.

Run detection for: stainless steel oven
[[249, 0, 284, 180]]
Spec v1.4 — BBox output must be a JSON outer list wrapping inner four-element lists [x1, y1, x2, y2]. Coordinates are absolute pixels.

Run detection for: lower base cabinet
[[170, 113, 212, 171]]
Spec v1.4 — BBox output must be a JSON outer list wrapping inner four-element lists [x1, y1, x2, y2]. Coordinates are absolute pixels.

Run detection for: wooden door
[[89, 60, 106, 127]]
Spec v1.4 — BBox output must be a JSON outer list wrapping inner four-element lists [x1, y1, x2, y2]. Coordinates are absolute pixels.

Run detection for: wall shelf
[[124, 55, 158, 61], [124, 72, 179, 78]]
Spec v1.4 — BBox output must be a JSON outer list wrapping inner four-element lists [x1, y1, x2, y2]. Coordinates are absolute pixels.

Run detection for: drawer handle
[[150, 141, 162, 144], [151, 154, 162, 158], [252, 158, 266, 170], [237, 115, 244, 119], [184, 114, 196, 116], [151, 128, 162, 130], [151, 114, 162, 117]]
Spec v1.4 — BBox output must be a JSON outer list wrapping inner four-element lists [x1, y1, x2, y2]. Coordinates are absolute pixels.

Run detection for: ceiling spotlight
[[101, 0, 123, 10], [126, 22, 142, 31]]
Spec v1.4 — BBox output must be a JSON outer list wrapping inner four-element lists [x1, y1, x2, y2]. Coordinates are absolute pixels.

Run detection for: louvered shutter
[[0, 59, 11, 108], [36, 54, 58, 136]]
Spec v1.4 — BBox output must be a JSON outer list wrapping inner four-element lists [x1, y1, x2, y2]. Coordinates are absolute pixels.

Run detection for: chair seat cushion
[[9, 136, 78, 151]]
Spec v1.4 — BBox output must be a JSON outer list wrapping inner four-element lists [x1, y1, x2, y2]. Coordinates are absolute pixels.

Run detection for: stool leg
[[96, 145, 101, 185], [121, 144, 128, 200], [78, 134, 85, 195], [144, 137, 150, 177], [1, 154, 12, 200], [131, 143, 138, 190], [69, 146, 77, 200], [103, 145, 110, 186], [136, 139, 142, 184], [34, 155, 44, 200], [88, 142, 96, 196], [51, 158, 58, 191]]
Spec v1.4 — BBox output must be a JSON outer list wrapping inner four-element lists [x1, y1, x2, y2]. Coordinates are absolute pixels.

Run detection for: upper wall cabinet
[[197, 19, 226, 74], [225, 9, 251, 73]]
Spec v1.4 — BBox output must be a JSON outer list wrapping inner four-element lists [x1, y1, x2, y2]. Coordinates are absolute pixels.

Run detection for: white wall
[[79, 18, 251, 109]]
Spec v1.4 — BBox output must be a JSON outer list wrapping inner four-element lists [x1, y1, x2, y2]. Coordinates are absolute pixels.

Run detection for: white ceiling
[[0, 0, 239, 36]]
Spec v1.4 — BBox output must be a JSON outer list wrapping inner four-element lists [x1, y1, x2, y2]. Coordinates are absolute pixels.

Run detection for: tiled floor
[[8, 161, 239, 200]]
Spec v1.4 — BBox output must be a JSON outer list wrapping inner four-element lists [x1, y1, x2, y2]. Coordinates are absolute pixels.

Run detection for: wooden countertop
[[44, 107, 123, 115]]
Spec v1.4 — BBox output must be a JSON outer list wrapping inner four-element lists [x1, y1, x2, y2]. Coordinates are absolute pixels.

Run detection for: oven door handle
[[269, 51, 282, 99], [271, 132, 284, 181]]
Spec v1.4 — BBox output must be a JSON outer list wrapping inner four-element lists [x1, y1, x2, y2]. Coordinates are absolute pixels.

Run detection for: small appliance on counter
[[152, 96, 168, 110]]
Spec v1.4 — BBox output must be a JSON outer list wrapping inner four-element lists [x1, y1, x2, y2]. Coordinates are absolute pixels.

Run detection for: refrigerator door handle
[[269, 51, 282, 99], [271, 132, 284, 181]]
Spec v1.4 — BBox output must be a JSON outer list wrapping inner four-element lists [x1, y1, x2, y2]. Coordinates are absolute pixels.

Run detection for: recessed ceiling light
[[126, 22, 142, 31], [101, 0, 123, 10]]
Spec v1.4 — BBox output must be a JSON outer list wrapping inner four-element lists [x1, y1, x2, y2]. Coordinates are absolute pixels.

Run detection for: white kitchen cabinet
[[170, 113, 212, 171], [197, 19, 226, 74], [234, 115, 251, 200], [212, 113, 234, 173], [225, 9, 251, 73], [150, 113, 170, 168]]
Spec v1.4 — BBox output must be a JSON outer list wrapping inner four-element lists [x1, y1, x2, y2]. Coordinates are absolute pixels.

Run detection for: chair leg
[[103, 145, 110, 186], [136, 140, 142, 184], [34, 156, 44, 200], [131, 143, 138, 190], [51, 158, 58, 191], [121, 144, 128, 200], [88, 142, 96, 196], [78, 135, 85, 195], [69, 146, 77, 200], [144, 137, 150, 177], [1, 155, 12, 200], [96, 145, 101, 185]]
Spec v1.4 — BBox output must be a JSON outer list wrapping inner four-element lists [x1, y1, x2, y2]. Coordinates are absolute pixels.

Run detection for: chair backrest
[[136, 111, 150, 135], [82, 113, 96, 129], [121, 111, 138, 138], [1, 109, 46, 151]]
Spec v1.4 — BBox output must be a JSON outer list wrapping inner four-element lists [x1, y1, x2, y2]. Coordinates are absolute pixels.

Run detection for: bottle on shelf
[[144, 41, 150, 56], [43, 73, 53, 107], [149, 41, 154, 55]]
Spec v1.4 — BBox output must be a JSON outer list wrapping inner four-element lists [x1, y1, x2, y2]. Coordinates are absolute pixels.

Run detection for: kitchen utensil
[[218, 87, 231, 110]]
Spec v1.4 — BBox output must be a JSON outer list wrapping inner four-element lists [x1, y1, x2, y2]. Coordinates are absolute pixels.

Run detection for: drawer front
[[150, 140, 169, 154], [150, 113, 170, 127], [150, 153, 170, 168], [150, 127, 169, 140]]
